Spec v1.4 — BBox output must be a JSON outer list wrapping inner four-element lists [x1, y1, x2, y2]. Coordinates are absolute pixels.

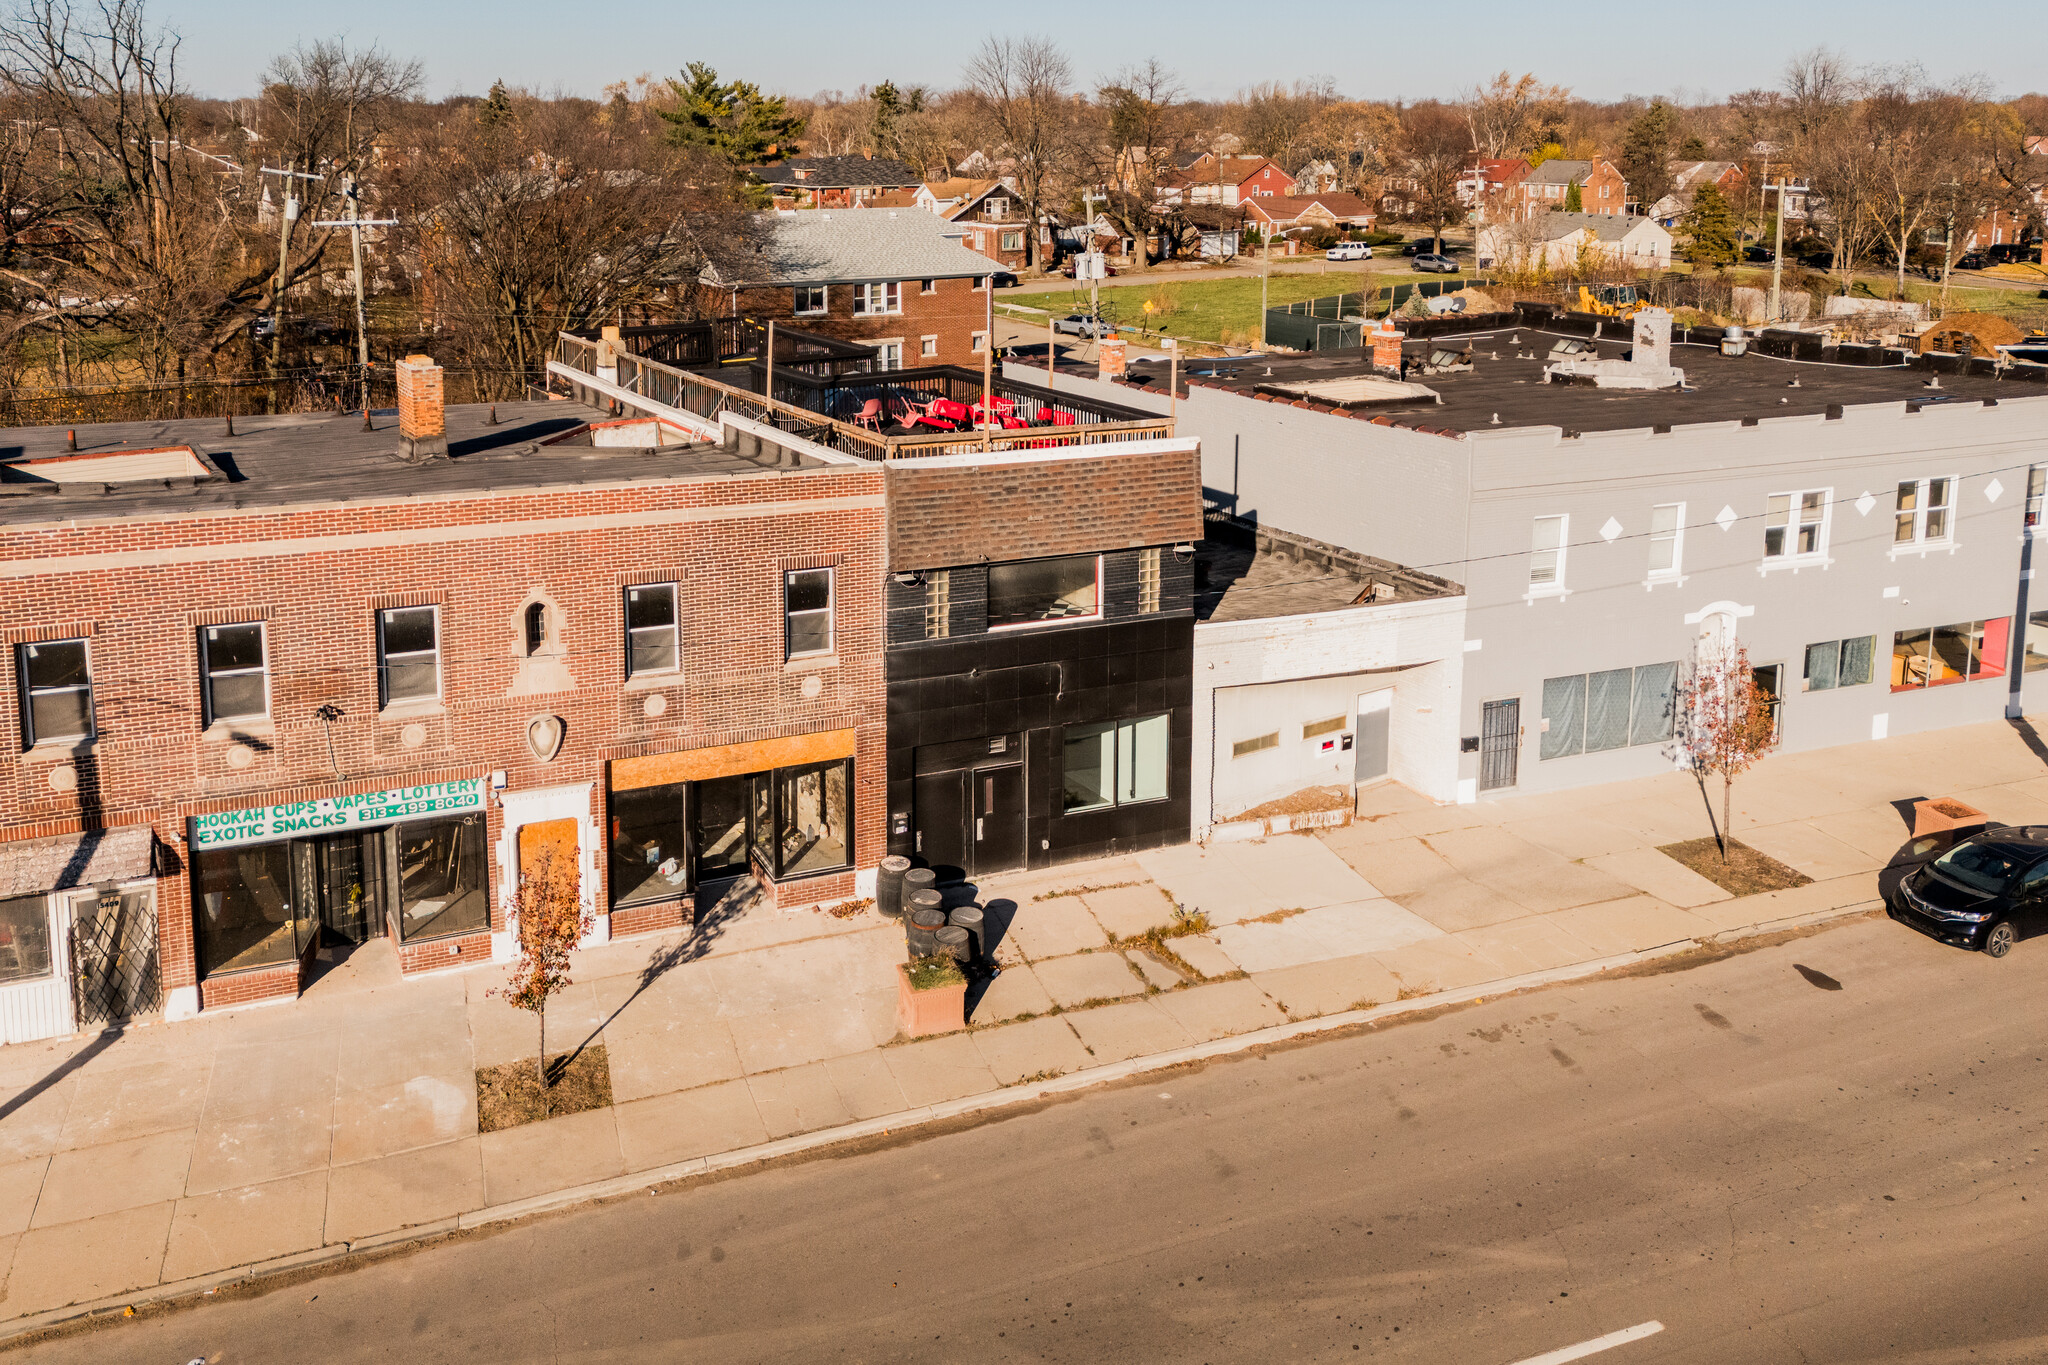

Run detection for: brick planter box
[[896, 962, 966, 1039]]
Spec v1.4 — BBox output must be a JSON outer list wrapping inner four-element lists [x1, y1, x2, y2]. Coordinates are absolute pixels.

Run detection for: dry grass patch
[[477, 1044, 613, 1133], [1658, 838, 1812, 897]]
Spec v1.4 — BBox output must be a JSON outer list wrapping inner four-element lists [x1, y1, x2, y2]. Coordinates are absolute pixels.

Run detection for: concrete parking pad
[[613, 1081, 766, 1172], [5, 1200, 171, 1316], [1004, 898, 1110, 960], [1032, 952, 1145, 1008], [479, 1106, 623, 1206], [34, 1129, 192, 1228], [883, 1033, 998, 1107], [1164, 934, 1240, 980], [325, 1137, 484, 1243], [966, 963, 1055, 1025], [1251, 954, 1403, 1018], [747, 1064, 858, 1140], [1146, 979, 1287, 1042], [971, 1016, 1093, 1085], [162, 1170, 329, 1281], [1080, 883, 1179, 939], [1586, 847, 1733, 908], [1064, 999, 1195, 1064], [1546, 896, 1713, 956], [1211, 899, 1442, 974]]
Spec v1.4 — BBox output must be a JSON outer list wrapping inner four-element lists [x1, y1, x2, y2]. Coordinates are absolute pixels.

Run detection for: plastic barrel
[[947, 904, 986, 967], [934, 925, 972, 966], [877, 856, 912, 920]]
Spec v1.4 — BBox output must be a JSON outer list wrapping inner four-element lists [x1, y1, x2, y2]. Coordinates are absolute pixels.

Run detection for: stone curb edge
[[0, 894, 1879, 1343]]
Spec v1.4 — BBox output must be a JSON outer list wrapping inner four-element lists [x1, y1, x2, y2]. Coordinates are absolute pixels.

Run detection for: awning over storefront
[[0, 825, 156, 899]]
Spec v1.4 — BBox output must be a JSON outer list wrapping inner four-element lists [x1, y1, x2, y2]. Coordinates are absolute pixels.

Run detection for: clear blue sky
[[156, 0, 2041, 104]]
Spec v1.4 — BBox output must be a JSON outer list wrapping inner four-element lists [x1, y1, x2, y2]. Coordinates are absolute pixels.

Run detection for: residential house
[[749, 154, 924, 209], [0, 360, 887, 1038], [696, 211, 1003, 370], [1244, 194, 1377, 240], [1103, 307, 2048, 807], [943, 181, 1033, 271], [1476, 211, 1671, 271], [1292, 159, 1342, 194], [1500, 159, 1629, 220], [1160, 155, 1297, 207], [1460, 158, 1531, 215], [1648, 161, 1750, 227]]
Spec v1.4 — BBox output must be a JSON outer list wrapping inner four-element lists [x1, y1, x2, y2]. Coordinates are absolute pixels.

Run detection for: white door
[[1355, 690, 1392, 784]]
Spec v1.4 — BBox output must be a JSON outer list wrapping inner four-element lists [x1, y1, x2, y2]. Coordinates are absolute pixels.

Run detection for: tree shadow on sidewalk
[[579, 876, 766, 1055], [2008, 715, 2048, 769], [0, 1027, 125, 1125]]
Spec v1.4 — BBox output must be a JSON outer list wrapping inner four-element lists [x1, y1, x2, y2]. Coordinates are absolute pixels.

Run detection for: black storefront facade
[[884, 547, 1195, 881]]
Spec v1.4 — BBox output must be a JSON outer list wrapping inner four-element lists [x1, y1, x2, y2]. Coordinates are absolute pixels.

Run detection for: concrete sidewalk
[[0, 716, 2041, 1328]]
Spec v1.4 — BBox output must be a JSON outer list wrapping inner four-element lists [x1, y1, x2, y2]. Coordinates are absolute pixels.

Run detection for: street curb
[[0, 895, 1879, 1343]]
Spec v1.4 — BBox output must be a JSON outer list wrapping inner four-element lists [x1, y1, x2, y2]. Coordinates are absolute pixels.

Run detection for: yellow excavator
[[1576, 283, 1643, 319]]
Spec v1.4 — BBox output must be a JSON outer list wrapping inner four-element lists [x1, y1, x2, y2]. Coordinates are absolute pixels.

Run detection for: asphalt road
[[22, 913, 2048, 1364]]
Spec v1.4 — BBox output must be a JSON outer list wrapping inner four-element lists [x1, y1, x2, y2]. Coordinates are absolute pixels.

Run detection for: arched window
[[524, 602, 546, 656]]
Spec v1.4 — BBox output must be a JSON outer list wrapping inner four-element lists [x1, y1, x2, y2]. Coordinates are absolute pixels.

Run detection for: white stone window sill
[[1758, 555, 1833, 575], [21, 738, 94, 763], [784, 654, 839, 674], [1887, 541, 1958, 560], [202, 718, 273, 742], [1642, 574, 1687, 591], [621, 670, 682, 693], [1522, 586, 1572, 605], [377, 699, 446, 721]]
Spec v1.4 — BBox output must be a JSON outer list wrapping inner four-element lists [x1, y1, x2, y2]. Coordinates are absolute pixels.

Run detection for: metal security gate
[[70, 887, 161, 1028], [1479, 699, 1520, 792]]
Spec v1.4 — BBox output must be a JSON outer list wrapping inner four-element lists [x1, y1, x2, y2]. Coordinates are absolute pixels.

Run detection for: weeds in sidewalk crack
[[1033, 880, 1143, 902]]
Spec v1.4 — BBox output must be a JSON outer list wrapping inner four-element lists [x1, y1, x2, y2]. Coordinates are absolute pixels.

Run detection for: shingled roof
[[699, 211, 1004, 287], [749, 155, 923, 189]]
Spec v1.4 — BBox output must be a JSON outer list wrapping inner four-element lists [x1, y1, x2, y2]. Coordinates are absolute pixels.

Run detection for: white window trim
[[201, 621, 270, 725], [624, 582, 681, 678], [1644, 501, 1687, 586], [971, 331, 989, 353], [919, 335, 938, 358], [988, 555, 1105, 632], [851, 282, 901, 317], [1525, 514, 1570, 602], [869, 337, 904, 371], [1760, 488, 1833, 572], [784, 567, 835, 660], [377, 605, 442, 708], [1888, 475, 1959, 559]]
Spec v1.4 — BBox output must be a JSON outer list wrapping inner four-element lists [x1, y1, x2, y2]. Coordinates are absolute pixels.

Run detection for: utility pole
[[1080, 189, 1105, 323], [1764, 178, 1786, 325], [1260, 225, 1271, 349], [313, 176, 398, 429], [1937, 179, 1961, 321], [260, 162, 324, 413]]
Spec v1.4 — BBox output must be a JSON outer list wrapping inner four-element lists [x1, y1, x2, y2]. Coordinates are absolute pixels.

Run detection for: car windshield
[[1930, 840, 2029, 894]]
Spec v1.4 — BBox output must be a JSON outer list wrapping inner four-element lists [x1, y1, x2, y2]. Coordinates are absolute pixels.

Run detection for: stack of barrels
[[877, 855, 989, 974]]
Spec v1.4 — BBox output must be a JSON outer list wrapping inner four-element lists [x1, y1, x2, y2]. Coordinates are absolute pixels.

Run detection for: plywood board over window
[[611, 729, 858, 791]]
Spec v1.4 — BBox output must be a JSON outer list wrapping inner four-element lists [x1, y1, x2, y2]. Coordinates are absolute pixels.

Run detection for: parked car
[[990, 271, 1019, 288], [1411, 253, 1458, 274], [1987, 242, 2037, 266], [1326, 241, 1374, 261], [1955, 250, 1991, 272], [1742, 244, 1776, 263], [1887, 825, 2048, 957], [1053, 313, 1112, 337]]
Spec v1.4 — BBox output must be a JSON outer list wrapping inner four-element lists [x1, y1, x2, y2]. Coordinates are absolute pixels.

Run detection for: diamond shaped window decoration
[[1600, 516, 1622, 542], [1986, 477, 2004, 503], [1715, 505, 1738, 532], [1855, 491, 1876, 517]]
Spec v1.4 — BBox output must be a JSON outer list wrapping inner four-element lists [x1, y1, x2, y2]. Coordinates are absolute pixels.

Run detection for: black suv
[[1888, 825, 2048, 957]]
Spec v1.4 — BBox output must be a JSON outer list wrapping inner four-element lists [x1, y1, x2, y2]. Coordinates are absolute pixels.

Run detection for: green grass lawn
[[1001, 268, 1482, 346]]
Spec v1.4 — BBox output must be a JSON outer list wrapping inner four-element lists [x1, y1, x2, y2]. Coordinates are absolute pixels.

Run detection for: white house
[[1477, 212, 1672, 272]]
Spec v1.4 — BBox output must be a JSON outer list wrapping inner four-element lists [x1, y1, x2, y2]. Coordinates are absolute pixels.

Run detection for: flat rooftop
[[0, 401, 833, 522], [1195, 515, 1461, 623], [1133, 326, 2040, 435]]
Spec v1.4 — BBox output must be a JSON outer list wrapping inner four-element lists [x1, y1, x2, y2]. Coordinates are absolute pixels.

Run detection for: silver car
[[1053, 313, 1112, 337]]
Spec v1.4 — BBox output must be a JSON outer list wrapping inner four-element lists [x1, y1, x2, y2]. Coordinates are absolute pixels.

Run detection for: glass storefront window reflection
[[194, 842, 308, 975], [777, 761, 850, 876], [0, 894, 53, 985], [610, 782, 690, 908], [396, 814, 489, 941]]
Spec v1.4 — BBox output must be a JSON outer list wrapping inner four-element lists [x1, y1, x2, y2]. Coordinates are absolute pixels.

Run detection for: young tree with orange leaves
[[1677, 642, 1779, 861], [499, 847, 590, 1104]]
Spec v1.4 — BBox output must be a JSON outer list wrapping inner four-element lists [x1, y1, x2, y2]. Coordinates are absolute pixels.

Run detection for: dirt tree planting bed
[[477, 1044, 614, 1133], [1659, 838, 1812, 897]]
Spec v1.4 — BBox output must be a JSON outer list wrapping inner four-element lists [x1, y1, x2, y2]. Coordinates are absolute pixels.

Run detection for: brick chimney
[[395, 354, 448, 463], [1370, 320, 1405, 375]]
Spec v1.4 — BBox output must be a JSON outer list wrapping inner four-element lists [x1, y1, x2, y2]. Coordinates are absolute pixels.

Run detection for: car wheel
[[1985, 921, 2016, 958]]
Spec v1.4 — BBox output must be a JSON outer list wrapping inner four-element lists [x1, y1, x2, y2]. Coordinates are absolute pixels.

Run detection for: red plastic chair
[[851, 398, 884, 431], [1051, 411, 1077, 426]]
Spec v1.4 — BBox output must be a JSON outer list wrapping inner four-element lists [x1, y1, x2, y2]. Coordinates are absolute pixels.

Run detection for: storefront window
[[694, 775, 752, 882], [777, 760, 851, 876], [610, 782, 690, 908], [988, 554, 1100, 629], [1062, 715, 1169, 813], [194, 842, 308, 976], [395, 814, 488, 941], [0, 894, 53, 984]]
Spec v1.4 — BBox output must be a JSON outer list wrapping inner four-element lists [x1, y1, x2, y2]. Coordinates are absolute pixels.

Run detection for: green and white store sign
[[192, 778, 487, 850]]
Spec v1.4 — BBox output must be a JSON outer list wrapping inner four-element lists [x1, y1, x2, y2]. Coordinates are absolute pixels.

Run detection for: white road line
[[1507, 1321, 1666, 1365]]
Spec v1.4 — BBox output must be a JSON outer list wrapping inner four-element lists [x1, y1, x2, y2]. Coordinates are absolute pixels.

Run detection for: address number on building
[[191, 778, 488, 849]]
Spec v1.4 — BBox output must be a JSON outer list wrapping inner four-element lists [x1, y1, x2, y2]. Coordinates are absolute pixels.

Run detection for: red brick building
[[0, 372, 886, 1038], [1159, 156, 1297, 207], [943, 181, 1033, 272], [698, 211, 1003, 370]]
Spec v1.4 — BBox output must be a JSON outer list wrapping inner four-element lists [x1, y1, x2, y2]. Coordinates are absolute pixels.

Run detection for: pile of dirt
[[1223, 785, 1352, 824]]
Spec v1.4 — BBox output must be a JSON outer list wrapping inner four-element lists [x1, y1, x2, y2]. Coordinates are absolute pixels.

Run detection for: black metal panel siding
[[884, 614, 1195, 870]]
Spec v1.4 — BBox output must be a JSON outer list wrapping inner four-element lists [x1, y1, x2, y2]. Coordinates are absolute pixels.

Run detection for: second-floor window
[[2027, 465, 2045, 530], [378, 606, 440, 706], [989, 554, 1100, 629], [1764, 490, 1829, 561], [793, 285, 827, 316], [626, 583, 680, 676], [1647, 503, 1683, 578], [17, 638, 93, 746], [1894, 477, 1953, 546], [1528, 515, 1567, 590], [201, 622, 268, 724], [785, 568, 834, 658], [852, 282, 900, 316]]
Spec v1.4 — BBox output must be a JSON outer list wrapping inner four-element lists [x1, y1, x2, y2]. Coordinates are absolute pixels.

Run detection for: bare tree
[[1859, 68, 1979, 301], [1462, 71, 1569, 160], [1399, 102, 1469, 243], [962, 36, 1073, 271], [1082, 59, 1191, 271]]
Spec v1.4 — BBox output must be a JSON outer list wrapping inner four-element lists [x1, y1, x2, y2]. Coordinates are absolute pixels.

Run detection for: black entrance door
[[972, 765, 1026, 875], [694, 775, 752, 882], [316, 832, 377, 943], [913, 771, 970, 884], [1479, 698, 1520, 791]]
